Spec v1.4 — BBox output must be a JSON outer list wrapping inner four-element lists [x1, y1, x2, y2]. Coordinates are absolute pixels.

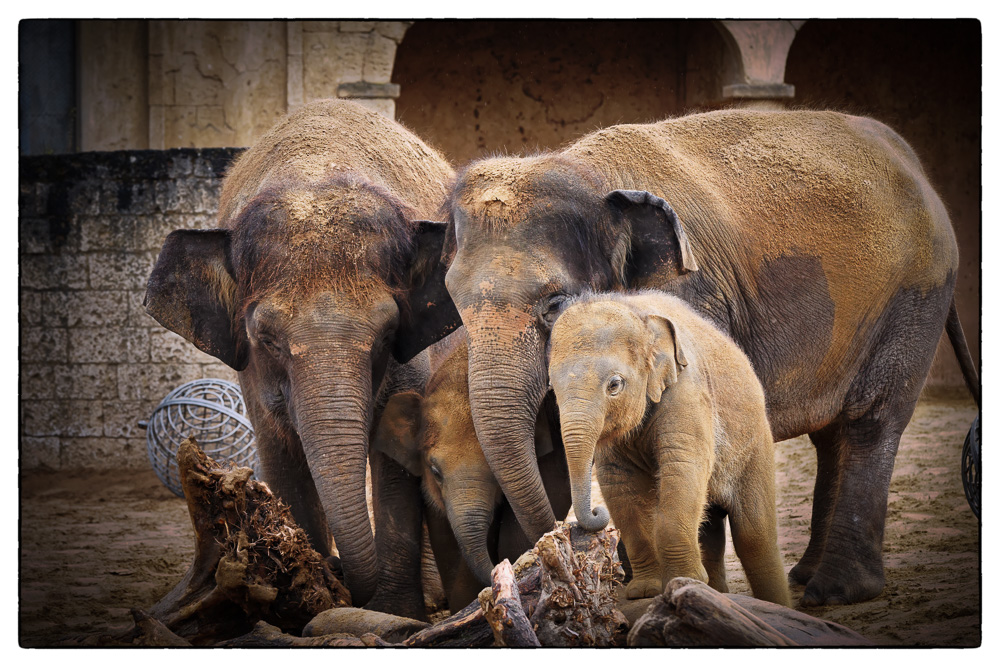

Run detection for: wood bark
[[479, 559, 540, 647], [145, 438, 352, 645], [217, 621, 392, 647], [627, 577, 873, 647], [529, 523, 630, 646]]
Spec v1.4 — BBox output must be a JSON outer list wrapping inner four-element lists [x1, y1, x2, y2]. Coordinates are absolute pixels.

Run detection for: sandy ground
[[18, 396, 980, 647]]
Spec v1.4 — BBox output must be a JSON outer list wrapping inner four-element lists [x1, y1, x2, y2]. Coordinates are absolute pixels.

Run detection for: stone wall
[[19, 149, 241, 470]]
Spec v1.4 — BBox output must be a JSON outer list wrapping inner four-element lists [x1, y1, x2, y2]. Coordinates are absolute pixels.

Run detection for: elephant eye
[[540, 293, 569, 327], [258, 334, 281, 355], [607, 375, 625, 396], [429, 462, 443, 483]]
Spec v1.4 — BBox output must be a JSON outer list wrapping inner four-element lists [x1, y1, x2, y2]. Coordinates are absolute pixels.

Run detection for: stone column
[[299, 21, 412, 119], [716, 20, 805, 108]]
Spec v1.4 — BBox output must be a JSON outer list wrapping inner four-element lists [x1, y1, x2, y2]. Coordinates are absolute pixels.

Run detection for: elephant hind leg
[[800, 283, 950, 606], [789, 421, 845, 586], [699, 506, 729, 593]]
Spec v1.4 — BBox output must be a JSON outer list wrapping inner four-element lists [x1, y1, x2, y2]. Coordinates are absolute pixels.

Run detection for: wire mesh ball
[[961, 414, 980, 520], [144, 378, 260, 497]]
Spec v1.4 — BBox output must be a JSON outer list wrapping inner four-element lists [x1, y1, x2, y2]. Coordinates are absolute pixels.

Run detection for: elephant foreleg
[[365, 448, 428, 621], [596, 454, 661, 599]]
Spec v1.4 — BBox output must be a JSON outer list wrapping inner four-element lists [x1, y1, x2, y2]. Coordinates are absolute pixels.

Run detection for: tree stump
[[529, 523, 629, 646], [146, 438, 351, 645], [628, 577, 873, 647], [403, 522, 625, 647]]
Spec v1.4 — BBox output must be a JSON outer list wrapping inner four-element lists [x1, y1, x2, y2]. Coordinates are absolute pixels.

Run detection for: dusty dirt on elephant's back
[[18, 396, 980, 647]]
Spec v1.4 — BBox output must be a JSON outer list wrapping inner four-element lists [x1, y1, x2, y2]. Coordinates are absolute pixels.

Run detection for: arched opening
[[392, 20, 729, 165]]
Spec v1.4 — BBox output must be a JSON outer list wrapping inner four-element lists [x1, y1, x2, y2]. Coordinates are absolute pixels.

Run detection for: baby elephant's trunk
[[561, 410, 610, 533]]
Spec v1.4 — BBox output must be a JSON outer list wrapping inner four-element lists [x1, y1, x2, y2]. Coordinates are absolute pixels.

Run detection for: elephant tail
[[945, 297, 980, 409]]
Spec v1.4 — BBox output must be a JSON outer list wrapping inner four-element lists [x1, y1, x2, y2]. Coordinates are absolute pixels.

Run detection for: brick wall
[[19, 149, 242, 470]]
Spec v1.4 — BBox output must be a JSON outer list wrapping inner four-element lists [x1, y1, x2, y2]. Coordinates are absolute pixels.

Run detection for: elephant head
[[372, 329, 556, 585], [144, 174, 459, 605], [547, 295, 688, 532], [439, 155, 698, 544]]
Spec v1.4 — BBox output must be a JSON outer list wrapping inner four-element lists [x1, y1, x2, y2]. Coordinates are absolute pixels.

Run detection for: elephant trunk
[[561, 406, 610, 533], [465, 314, 556, 544], [447, 495, 500, 585], [291, 352, 378, 606]]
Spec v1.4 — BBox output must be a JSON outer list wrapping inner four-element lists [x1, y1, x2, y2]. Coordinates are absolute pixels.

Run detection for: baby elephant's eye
[[607, 375, 625, 396], [429, 462, 444, 484]]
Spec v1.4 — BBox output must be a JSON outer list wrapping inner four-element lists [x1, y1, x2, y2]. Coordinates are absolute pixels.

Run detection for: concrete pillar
[[331, 21, 412, 119], [716, 20, 805, 107]]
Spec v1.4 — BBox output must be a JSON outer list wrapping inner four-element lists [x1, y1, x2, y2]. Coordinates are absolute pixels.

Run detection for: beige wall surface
[[79, 21, 148, 151], [393, 20, 730, 165], [77, 20, 411, 152]]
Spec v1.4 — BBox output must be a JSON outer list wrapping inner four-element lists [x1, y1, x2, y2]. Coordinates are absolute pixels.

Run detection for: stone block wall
[[19, 149, 242, 470]]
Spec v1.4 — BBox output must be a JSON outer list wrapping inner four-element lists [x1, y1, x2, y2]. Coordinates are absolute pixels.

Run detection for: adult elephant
[[436, 109, 980, 606], [144, 100, 460, 616]]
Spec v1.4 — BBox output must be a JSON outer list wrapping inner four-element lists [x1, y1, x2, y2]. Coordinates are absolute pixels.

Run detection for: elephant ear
[[144, 229, 249, 370], [644, 314, 688, 403], [371, 391, 424, 477], [393, 221, 462, 363], [606, 190, 699, 286]]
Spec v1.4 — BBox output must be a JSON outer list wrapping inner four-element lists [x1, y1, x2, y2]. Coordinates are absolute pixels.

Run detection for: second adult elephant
[[145, 100, 460, 616], [435, 109, 980, 606]]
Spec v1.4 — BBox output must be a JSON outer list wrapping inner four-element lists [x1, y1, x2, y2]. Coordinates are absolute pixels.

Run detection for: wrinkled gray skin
[[144, 100, 459, 620], [434, 109, 977, 606]]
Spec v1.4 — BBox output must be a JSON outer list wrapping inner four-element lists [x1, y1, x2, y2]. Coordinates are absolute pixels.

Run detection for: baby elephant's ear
[[371, 391, 424, 477], [644, 314, 688, 403]]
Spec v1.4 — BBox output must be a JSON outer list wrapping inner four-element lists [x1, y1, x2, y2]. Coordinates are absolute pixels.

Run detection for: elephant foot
[[798, 562, 885, 607], [788, 555, 820, 586], [625, 577, 663, 600]]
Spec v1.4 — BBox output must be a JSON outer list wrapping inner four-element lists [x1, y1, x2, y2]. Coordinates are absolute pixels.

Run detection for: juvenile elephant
[[144, 100, 460, 615], [435, 109, 980, 605], [373, 328, 571, 609], [548, 290, 791, 606]]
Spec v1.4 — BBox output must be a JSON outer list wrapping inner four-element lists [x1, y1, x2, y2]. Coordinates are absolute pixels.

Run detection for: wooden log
[[146, 438, 351, 645], [479, 559, 540, 647], [216, 621, 392, 647], [627, 577, 873, 647], [530, 523, 630, 647], [303, 607, 430, 643]]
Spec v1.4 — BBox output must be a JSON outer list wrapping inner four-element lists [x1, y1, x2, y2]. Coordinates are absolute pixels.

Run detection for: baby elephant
[[548, 291, 790, 606], [374, 328, 570, 611]]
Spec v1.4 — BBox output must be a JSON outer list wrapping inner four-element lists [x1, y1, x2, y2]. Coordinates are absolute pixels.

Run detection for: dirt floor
[[18, 396, 980, 647]]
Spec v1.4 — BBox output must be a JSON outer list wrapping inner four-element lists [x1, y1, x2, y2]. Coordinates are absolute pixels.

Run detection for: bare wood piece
[[217, 621, 392, 647], [146, 438, 352, 645], [627, 578, 873, 647], [479, 559, 540, 647]]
